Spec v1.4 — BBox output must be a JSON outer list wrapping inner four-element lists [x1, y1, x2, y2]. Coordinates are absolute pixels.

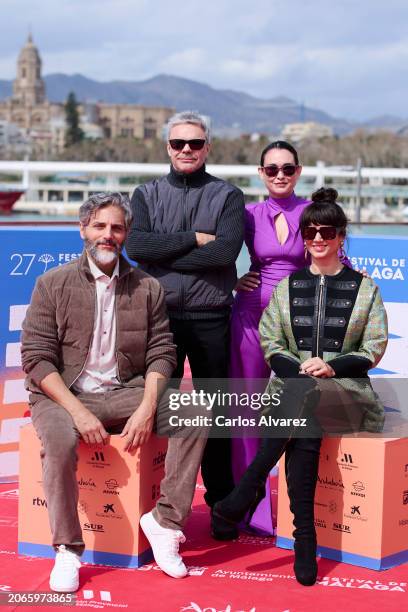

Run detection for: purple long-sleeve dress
[[230, 193, 310, 534]]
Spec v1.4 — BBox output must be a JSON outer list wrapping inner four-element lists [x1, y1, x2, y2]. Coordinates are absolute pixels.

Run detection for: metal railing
[[1, 159, 408, 221]]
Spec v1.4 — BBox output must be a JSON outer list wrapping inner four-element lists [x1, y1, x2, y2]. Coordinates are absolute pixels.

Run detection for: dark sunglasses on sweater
[[302, 226, 341, 240], [168, 139, 207, 151]]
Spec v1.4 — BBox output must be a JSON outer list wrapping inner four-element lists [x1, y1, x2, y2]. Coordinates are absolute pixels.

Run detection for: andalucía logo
[[78, 476, 96, 489], [317, 475, 345, 489]]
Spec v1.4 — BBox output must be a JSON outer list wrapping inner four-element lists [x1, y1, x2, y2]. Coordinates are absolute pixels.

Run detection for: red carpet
[[0, 482, 406, 612]]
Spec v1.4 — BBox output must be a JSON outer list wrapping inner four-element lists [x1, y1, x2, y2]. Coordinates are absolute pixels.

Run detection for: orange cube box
[[276, 436, 408, 570], [18, 424, 167, 567]]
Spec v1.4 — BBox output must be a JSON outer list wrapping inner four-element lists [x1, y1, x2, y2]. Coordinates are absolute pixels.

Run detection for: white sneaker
[[140, 511, 188, 578], [49, 545, 81, 592]]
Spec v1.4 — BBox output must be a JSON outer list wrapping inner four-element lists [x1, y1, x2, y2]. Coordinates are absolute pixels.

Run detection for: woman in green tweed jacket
[[214, 188, 388, 586]]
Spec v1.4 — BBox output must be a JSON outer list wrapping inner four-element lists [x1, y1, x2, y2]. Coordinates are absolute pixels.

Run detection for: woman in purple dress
[[230, 141, 310, 535]]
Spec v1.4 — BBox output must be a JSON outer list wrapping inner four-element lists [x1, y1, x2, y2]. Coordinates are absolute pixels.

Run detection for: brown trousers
[[31, 386, 208, 555]]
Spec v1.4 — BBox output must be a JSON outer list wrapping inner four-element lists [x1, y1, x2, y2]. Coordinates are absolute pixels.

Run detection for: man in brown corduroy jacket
[[21, 192, 208, 592]]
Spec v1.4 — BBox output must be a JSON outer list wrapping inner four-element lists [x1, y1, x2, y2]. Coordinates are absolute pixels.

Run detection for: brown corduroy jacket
[[21, 252, 177, 403]]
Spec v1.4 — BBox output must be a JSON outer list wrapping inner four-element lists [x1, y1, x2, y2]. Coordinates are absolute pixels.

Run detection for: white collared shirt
[[73, 256, 120, 393]]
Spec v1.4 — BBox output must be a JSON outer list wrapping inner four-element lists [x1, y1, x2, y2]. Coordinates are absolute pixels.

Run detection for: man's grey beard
[[85, 238, 121, 266]]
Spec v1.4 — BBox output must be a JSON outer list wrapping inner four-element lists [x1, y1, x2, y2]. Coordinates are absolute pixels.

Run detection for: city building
[[281, 121, 334, 143], [97, 104, 173, 140], [0, 34, 62, 155], [0, 120, 28, 153], [0, 35, 174, 155]]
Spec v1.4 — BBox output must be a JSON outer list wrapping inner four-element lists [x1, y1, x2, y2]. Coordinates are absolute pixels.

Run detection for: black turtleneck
[[126, 164, 244, 271]]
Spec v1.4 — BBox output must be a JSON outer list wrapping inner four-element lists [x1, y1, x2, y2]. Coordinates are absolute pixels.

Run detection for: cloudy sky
[[1, 0, 407, 120]]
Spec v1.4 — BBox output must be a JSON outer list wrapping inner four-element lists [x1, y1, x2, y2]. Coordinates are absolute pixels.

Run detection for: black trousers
[[169, 314, 235, 506]]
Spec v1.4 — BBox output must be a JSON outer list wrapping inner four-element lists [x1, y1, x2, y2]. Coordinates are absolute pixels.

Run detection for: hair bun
[[311, 187, 338, 204]]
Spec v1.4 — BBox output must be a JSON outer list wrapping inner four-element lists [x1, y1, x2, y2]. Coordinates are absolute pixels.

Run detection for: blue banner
[[348, 235, 408, 303]]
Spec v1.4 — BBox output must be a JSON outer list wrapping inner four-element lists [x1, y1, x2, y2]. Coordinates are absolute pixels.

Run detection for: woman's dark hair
[[300, 188, 348, 236], [260, 140, 299, 166]]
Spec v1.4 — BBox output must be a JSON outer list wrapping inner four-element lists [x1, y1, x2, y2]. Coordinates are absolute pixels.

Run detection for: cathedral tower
[[12, 33, 46, 106]]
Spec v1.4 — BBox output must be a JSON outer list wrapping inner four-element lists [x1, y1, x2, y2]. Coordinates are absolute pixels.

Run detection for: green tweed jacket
[[259, 267, 388, 432]]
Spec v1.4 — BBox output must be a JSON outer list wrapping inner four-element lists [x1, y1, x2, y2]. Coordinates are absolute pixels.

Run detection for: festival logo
[[8, 252, 81, 276], [350, 255, 406, 282], [38, 254, 55, 272], [318, 576, 406, 591]]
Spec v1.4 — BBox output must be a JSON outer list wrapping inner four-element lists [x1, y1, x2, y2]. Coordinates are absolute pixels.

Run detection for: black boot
[[201, 438, 239, 540], [213, 437, 288, 527], [210, 508, 239, 541], [293, 540, 318, 586], [285, 440, 321, 586]]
